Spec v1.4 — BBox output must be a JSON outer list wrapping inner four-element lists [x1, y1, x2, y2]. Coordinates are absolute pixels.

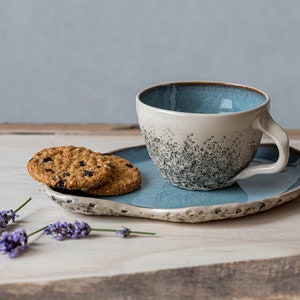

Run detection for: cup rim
[[136, 81, 270, 117]]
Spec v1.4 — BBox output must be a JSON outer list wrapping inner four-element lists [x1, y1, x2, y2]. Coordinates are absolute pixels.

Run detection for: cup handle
[[232, 111, 289, 181]]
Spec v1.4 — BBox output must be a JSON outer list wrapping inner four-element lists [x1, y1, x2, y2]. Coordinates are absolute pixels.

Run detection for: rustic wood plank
[[0, 123, 141, 135], [284, 129, 300, 140], [0, 126, 299, 299], [1, 254, 299, 300]]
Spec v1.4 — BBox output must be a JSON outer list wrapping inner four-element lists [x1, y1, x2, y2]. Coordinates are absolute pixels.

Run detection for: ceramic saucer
[[45, 144, 300, 223]]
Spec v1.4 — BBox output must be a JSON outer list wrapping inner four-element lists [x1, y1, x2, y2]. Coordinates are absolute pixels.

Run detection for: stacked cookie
[[27, 145, 141, 196]]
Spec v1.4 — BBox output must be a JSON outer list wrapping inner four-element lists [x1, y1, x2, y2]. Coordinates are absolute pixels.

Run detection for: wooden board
[[0, 124, 299, 299]]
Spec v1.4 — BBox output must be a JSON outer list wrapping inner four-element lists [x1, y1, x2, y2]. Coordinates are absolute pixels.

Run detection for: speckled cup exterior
[[136, 82, 289, 191]]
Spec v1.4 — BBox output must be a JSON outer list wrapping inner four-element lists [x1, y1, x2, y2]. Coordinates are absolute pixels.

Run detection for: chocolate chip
[[84, 170, 94, 177], [79, 161, 86, 166], [58, 179, 66, 189], [125, 163, 133, 168], [45, 168, 54, 173], [63, 172, 70, 177], [43, 157, 53, 163]]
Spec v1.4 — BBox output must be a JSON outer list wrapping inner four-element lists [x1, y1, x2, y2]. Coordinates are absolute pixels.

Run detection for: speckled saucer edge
[[45, 184, 300, 223]]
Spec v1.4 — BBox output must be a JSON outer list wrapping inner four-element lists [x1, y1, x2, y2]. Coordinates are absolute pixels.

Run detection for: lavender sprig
[[0, 225, 43, 258], [0, 220, 156, 258], [45, 220, 156, 240], [0, 197, 32, 229]]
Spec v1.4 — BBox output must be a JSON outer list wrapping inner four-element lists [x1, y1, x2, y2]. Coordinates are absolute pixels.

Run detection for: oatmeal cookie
[[85, 154, 141, 196], [27, 145, 112, 190]]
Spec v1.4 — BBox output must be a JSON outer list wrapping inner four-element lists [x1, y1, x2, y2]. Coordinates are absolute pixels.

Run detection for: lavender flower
[[0, 197, 32, 229], [45, 220, 91, 241], [71, 220, 91, 238], [0, 228, 28, 258], [116, 227, 131, 238], [0, 210, 17, 229]]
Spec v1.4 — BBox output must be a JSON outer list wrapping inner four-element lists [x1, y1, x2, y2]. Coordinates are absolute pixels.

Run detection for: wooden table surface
[[0, 124, 299, 300]]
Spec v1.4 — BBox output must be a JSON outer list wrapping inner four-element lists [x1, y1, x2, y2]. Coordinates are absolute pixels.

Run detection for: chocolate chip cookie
[[27, 146, 112, 190]]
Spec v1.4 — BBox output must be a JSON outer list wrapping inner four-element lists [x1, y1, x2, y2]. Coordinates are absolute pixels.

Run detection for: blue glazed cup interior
[[139, 82, 268, 114]]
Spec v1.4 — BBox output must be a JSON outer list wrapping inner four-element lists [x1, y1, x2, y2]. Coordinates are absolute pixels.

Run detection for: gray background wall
[[0, 0, 299, 128]]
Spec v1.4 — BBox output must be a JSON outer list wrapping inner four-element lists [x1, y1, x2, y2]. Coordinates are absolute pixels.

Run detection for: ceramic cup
[[136, 81, 289, 191]]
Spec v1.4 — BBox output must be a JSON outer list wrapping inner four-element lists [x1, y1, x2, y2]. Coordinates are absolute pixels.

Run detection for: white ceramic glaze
[[136, 82, 289, 190]]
